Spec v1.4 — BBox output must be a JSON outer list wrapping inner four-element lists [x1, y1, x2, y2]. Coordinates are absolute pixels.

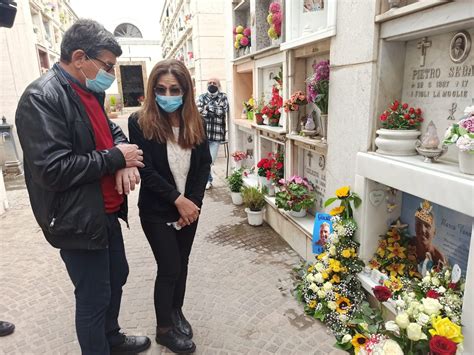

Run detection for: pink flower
[[269, 2, 281, 13], [240, 36, 249, 46], [243, 27, 251, 37], [272, 12, 282, 25], [294, 176, 303, 184], [274, 22, 282, 36]]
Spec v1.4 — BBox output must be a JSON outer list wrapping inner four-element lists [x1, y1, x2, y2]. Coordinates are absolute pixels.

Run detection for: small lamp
[[0, 116, 22, 177], [415, 121, 447, 163]]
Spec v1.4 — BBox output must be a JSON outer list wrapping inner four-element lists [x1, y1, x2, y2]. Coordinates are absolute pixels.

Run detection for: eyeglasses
[[154, 86, 183, 96], [86, 54, 116, 73]]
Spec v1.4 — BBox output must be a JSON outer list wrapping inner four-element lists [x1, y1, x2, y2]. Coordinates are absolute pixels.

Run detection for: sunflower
[[341, 249, 352, 258], [335, 297, 352, 314], [330, 206, 345, 216], [335, 186, 350, 198], [351, 333, 368, 351]]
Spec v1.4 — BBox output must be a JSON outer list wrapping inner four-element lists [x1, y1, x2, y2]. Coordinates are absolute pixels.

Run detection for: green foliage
[[241, 186, 266, 211], [109, 96, 117, 107], [226, 169, 244, 193]]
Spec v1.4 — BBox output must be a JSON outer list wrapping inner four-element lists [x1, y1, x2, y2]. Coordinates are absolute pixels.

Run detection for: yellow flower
[[336, 186, 350, 198], [308, 300, 317, 309], [331, 274, 340, 283], [307, 266, 314, 273], [317, 252, 327, 261], [336, 297, 351, 314], [342, 249, 351, 258], [377, 248, 385, 258], [234, 41, 240, 49], [387, 243, 406, 259], [322, 271, 329, 280], [369, 258, 381, 269], [429, 316, 464, 343], [351, 333, 368, 352], [387, 263, 405, 277], [330, 206, 345, 216]]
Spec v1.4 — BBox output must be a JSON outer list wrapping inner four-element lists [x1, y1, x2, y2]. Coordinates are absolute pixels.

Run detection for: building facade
[[160, 0, 227, 95]]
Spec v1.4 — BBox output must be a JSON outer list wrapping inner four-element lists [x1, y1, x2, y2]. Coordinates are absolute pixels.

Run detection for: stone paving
[[0, 117, 344, 354]]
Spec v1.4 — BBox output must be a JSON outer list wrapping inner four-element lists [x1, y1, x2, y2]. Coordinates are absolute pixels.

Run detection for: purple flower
[[460, 117, 474, 133]]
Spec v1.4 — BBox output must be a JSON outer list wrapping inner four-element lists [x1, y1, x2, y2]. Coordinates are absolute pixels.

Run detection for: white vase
[[319, 114, 328, 140], [234, 160, 242, 169], [245, 208, 264, 226], [289, 209, 307, 218], [231, 192, 243, 205], [375, 129, 421, 156], [458, 150, 474, 175], [289, 111, 300, 135]]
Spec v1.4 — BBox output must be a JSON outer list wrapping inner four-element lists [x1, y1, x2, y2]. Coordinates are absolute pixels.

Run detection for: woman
[[129, 59, 211, 354]]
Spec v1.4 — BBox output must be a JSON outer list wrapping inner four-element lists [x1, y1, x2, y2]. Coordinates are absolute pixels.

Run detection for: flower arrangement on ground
[[267, 1, 282, 40], [306, 60, 330, 114], [256, 152, 284, 183], [443, 105, 474, 153], [379, 101, 424, 130], [283, 91, 308, 112], [275, 176, 315, 213], [233, 25, 251, 50]]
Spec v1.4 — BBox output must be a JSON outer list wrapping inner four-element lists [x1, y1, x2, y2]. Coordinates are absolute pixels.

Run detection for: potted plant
[[256, 152, 283, 195], [275, 176, 315, 217], [254, 94, 265, 125], [443, 106, 474, 174], [284, 91, 308, 134], [306, 60, 330, 139], [231, 151, 247, 169], [243, 97, 255, 121], [262, 87, 283, 127], [375, 101, 424, 156], [267, 1, 282, 45], [227, 169, 244, 205], [242, 186, 266, 226]]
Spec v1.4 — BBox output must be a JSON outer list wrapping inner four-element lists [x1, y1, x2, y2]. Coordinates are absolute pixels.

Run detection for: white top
[[167, 127, 191, 195]]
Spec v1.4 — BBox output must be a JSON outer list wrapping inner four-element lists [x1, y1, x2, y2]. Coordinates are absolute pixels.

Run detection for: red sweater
[[71, 83, 123, 213]]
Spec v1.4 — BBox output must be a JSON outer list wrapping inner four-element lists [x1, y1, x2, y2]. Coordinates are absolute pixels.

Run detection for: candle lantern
[[0, 116, 22, 176], [415, 121, 448, 163]]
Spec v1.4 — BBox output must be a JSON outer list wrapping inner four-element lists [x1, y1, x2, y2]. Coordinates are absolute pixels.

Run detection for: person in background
[[197, 77, 229, 189], [15, 19, 150, 355], [129, 59, 211, 354]]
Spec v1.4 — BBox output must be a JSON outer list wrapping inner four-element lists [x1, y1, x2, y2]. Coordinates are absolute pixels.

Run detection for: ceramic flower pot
[[289, 209, 307, 218], [255, 113, 264, 125], [375, 129, 421, 156], [458, 150, 474, 175], [269, 117, 280, 127], [245, 208, 264, 226], [231, 192, 243, 205], [246, 111, 254, 121]]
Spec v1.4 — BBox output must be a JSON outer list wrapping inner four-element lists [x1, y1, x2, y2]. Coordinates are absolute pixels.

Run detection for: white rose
[[431, 277, 440, 286], [323, 282, 333, 291], [422, 275, 431, 283], [329, 245, 336, 256], [306, 274, 315, 282], [328, 301, 337, 311], [382, 339, 404, 355], [464, 105, 474, 115], [341, 334, 352, 344], [438, 286, 446, 294], [385, 320, 400, 333], [332, 234, 339, 243], [422, 298, 442, 316], [315, 263, 324, 272], [407, 323, 427, 341], [314, 273, 324, 284], [417, 312, 430, 326], [395, 298, 406, 309], [317, 290, 326, 298], [309, 283, 319, 293], [395, 313, 410, 329], [457, 342, 464, 354]]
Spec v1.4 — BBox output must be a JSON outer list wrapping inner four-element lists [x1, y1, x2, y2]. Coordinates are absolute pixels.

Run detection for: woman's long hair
[[138, 59, 205, 148]]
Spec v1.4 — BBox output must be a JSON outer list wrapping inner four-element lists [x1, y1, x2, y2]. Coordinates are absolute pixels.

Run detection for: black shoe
[[171, 309, 193, 338], [110, 335, 151, 354], [0, 321, 15, 337], [156, 328, 196, 354]]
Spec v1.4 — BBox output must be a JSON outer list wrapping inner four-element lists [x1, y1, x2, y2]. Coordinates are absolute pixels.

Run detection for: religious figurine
[[304, 113, 316, 131]]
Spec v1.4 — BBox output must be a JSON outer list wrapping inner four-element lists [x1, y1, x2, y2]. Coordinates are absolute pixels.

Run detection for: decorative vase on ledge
[[319, 114, 328, 141], [458, 150, 474, 175], [269, 117, 280, 127], [375, 129, 421, 156], [289, 209, 307, 218], [255, 113, 264, 125]]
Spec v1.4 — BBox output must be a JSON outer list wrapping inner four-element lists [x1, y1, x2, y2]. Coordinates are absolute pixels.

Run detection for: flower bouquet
[[256, 152, 283, 185], [275, 175, 315, 217], [231, 151, 247, 169], [233, 25, 251, 55], [443, 106, 474, 174], [261, 86, 283, 126], [267, 1, 282, 42], [283, 91, 308, 112], [379, 101, 424, 130], [306, 60, 330, 115]]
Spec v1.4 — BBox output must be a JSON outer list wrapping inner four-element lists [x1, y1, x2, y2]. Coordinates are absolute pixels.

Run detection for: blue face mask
[[155, 95, 183, 113], [84, 68, 116, 93]]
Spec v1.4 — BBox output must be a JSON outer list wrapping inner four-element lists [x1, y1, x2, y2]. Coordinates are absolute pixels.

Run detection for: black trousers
[[60, 214, 129, 355], [140, 219, 197, 327]]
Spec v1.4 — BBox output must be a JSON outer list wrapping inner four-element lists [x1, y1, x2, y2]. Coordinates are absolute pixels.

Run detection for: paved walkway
[[0, 118, 343, 354]]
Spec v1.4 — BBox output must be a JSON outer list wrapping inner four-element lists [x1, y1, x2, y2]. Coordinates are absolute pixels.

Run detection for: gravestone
[[302, 149, 326, 210], [401, 28, 474, 162]]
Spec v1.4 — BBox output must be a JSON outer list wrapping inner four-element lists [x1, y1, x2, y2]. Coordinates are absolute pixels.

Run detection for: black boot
[[0, 321, 15, 337], [110, 335, 151, 354], [156, 327, 196, 354], [171, 309, 193, 338]]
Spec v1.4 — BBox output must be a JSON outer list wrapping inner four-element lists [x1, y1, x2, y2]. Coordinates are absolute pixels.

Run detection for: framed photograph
[[449, 31, 471, 64], [312, 213, 332, 254], [303, 0, 324, 12]]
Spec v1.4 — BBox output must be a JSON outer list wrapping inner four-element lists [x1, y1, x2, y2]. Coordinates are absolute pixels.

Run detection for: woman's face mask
[[154, 74, 184, 113], [155, 95, 183, 113]]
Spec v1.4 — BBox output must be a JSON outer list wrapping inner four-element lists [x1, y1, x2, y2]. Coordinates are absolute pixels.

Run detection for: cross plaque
[[417, 37, 432, 67]]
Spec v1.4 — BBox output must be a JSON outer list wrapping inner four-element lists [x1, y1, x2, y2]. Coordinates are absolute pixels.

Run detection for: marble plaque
[[287, 0, 328, 42], [401, 28, 474, 162], [302, 149, 326, 210]]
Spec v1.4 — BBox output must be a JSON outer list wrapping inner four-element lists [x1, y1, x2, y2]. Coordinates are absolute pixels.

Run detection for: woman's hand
[[174, 195, 200, 226]]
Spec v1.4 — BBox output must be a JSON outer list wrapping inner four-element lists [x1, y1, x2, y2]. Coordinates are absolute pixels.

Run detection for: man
[[451, 36, 465, 60], [197, 78, 229, 189], [317, 222, 330, 247], [15, 20, 150, 354]]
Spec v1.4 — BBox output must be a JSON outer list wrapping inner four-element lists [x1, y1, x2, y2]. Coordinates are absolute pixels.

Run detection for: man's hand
[[115, 167, 141, 195], [116, 144, 144, 168], [174, 195, 200, 226]]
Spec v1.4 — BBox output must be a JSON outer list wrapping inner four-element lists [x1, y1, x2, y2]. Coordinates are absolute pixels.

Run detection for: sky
[[69, 0, 164, 40]]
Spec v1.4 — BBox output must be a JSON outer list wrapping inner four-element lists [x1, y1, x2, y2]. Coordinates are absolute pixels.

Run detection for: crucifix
[[307, 151, 313, 167], [417, 37, 432, 67]]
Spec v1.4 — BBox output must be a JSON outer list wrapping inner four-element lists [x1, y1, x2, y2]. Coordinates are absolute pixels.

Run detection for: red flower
[[448, 282, 457, 290], [409, 107, 415, 114], [402, 103, 408, 109], [409, 119, 415, 125], [429, 335, 457, 355], [404, 114, 410, 120], [380, 114, 387, 121], [416, 108, 422, 115], [372, 285, 392, 302], [426, 290, 440, 299]]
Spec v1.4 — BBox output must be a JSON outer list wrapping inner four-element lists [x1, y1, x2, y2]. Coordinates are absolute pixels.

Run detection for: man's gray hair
[[60, 19, 122, 62]]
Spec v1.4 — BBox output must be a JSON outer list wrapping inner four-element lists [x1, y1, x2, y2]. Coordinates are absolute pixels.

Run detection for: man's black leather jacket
[[15, 64, 128, 250]]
